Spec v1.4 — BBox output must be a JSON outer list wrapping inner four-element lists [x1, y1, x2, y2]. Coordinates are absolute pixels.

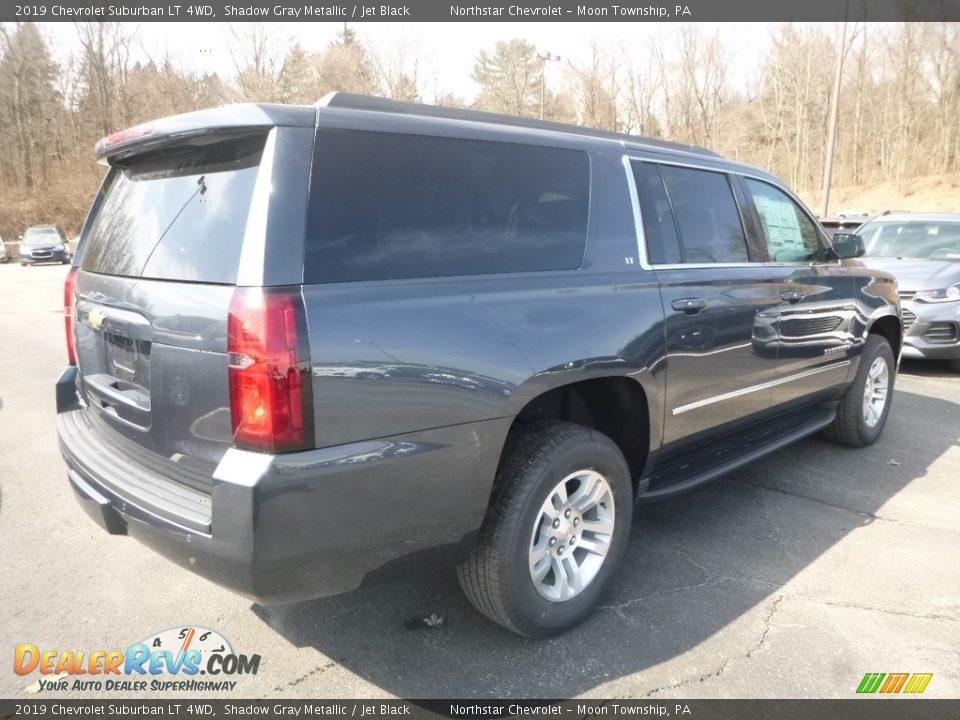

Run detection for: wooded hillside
[[1, 22, 957, 240]]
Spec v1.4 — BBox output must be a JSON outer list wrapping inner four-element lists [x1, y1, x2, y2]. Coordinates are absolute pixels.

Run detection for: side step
[[639, 406, 836, 501]]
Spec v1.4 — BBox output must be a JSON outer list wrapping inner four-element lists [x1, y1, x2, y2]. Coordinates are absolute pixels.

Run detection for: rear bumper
[[56, 366, 507, 605]]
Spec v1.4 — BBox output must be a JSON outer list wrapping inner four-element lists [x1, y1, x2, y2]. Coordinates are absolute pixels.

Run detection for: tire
[[457, 421, 633, 638], [949, 359, 960, 374], [823, 334, 895, 447]]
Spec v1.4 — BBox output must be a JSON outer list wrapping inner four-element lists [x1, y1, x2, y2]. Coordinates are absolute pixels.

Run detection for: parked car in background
[[820, 215, 870, 240], [854, 212, 960, 372], [20, 225, 71, 265], [0, 235, 8, 263], [57, 95, 901, 638]]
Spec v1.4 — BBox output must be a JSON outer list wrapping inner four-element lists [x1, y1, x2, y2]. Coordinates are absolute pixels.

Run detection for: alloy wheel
[[528, 470, 615, 602], [862, 356, 889, 428]]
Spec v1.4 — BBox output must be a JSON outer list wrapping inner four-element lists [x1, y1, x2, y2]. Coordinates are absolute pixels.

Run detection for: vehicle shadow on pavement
[[251, 387, 958, 698]]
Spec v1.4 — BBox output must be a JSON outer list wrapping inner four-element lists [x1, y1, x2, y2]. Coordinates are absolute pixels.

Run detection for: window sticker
[[755, 194, 804, 252]]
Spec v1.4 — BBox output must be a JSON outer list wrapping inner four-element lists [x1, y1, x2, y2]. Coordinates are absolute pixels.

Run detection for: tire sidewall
[[503, 433, 632, 634], [853, 337, 896, 444]]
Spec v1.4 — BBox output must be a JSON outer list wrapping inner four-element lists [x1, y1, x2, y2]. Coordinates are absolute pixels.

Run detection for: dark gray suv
[[57, 94, 901, 637]]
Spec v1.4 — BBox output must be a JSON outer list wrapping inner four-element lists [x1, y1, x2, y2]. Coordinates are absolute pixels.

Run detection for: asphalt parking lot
[[1, 262, 958, 699]]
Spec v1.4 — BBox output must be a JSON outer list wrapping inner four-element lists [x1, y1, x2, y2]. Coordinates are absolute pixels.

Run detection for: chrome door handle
[[671, 298, 707, 314]]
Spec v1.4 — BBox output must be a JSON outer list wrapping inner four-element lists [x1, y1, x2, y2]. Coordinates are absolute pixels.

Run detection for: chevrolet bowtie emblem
[[88, 308, 105, 330]]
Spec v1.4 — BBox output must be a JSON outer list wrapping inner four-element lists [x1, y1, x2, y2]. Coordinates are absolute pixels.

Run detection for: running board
[[638, 406, 836, 501]]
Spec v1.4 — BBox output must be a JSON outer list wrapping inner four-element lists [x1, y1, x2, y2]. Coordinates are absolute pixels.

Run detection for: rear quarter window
[[304, 130, 590, 283], [81, 133, 266, 285]]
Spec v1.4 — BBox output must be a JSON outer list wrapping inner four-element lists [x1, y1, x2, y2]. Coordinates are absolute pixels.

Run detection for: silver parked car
[[855, 213, 960, 371]]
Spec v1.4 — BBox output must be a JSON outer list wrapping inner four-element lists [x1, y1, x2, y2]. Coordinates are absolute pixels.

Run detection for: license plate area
[[103, 331, 151, 387], [81, 309, 154, 428]]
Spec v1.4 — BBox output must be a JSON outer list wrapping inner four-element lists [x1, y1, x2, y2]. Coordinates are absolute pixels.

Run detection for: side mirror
[[831, 232, 865, 259]]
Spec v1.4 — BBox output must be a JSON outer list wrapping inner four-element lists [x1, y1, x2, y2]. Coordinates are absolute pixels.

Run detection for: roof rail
[[314, 92, 720, 158]]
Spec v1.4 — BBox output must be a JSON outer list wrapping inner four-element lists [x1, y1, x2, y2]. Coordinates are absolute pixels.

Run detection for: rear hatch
[[73, 124, 286, 490]]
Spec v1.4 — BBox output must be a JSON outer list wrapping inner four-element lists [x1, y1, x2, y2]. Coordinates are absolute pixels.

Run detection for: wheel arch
[[865, 312, 902, 359], [500, 375, 655, 496]]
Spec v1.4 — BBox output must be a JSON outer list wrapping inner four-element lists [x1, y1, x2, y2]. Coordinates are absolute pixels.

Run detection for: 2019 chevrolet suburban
[[56, 93, 901, 637]]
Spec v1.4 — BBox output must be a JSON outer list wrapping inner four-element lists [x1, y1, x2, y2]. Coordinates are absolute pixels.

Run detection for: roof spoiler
[[94, 103, 315, 164]]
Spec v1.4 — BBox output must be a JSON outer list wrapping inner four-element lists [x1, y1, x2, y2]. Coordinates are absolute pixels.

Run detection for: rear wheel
[[823, 334, 895, 447], [457, 421, 632, 637]]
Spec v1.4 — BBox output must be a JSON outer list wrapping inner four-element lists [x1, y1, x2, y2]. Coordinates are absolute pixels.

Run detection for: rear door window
[[659, 165, 749, 264], [81, 133, 266, 285], [304, 130, 590, 283]]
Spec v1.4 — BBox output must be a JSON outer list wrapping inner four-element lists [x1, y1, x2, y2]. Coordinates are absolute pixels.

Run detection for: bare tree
[[472, 39, 542, 116], [0, 23, 59, 188], [663, 25, 729, 148], [624, 47, 661, 137], [227, 23, 283, 101], [3, 21, 960, 244], [73, 22, 138, 136], [569, 42, 623, 131], [370, 37, 424, 102]]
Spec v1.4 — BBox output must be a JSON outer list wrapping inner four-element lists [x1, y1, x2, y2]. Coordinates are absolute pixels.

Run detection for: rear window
[[304, 130, 590, 283], [81, 133, 266, 284]]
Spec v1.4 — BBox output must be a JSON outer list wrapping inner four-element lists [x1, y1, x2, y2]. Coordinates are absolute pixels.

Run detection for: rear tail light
[[227, 287, 314, 453], [64, 267, 77, 365]]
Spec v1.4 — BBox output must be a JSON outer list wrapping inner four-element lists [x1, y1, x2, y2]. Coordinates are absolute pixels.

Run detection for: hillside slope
[[799, 174, 960, 216]]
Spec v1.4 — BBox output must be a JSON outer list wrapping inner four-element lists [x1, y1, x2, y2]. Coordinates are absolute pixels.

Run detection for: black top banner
[[2, 0, 959, 22], [2, 699, 960, 720]]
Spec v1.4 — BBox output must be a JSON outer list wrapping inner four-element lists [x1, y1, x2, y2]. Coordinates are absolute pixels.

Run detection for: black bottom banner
[[2, 699, 959, 720]]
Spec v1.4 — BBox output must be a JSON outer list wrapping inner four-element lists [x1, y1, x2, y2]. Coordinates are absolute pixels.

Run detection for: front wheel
[[823, 334, 895, 447], [457, 421, 633, 637]]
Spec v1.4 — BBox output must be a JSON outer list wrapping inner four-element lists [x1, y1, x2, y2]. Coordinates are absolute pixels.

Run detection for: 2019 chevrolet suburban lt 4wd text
[[56, 94, 901, 637]]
